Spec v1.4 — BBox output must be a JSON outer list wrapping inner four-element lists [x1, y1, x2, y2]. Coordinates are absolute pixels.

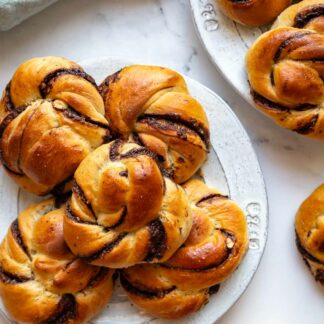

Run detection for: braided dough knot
[[63, 140, 192, 268], [273, 0, 324, 34], [0, 199, 114, 323], [247, 27, 324, 138], [99, 65, 210, 184], [0, 56, 109, 195], [120, 179, 249, 319]]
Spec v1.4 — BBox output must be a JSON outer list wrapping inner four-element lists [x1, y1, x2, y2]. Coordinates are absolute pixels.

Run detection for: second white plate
[[190, 0, 269, 105]]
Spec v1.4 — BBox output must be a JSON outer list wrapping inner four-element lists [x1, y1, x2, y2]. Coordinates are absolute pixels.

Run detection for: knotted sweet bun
[[63, 140, 192, 268], [99, 65, 210, 184], [218, 0, 291, 26], [295, 184, 324, 285], [120, 179, 248, 319], [0, 56, 109, 195], [246, 27, 324, 138], [273, 0, 324, 34], [0, 199, 114, 323]]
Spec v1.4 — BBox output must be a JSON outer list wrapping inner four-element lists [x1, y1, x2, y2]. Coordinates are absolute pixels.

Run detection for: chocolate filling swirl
[[39, 68, 97, 98], [315, 270, 324, 283], [144, 219, 167, 262], [99, 70, 121, 104], [41, 294, 77, 324], [58, 106, 109, 129], [4, 82, 14, 112], [0, 267, 31, 284], [273, 31, 312, 63], [72, 181, 95, 216], [294, 114, 319, 135], [296, 233, 324, 266], [137, 114, 210, 148], [85, 233, 127, 262], [197, 193, 229, 205], [294, 5, 324, 29], [120, 272, 175, 299], [11, 219, 30, 258], [252, 91, 317, 114]]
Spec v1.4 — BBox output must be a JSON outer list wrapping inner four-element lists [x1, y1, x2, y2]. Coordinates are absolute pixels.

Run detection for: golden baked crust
[[218, 0, 291, 26], [246, 27, 324, 139], [99, 65, 209, 184], [273, 0, 324, 34], [0, 56, 109, 195], [63, 140, 192, 268], [0, 199, 114, 323], [120, 179, 249, 319], [295, 184, 324, 285]]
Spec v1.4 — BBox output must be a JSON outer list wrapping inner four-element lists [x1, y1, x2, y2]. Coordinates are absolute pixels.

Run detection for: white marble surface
[[0, 0, 323, 323]]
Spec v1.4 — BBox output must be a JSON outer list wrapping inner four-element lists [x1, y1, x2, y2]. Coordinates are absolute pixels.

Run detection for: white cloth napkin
[[0, 0, 58, 31]]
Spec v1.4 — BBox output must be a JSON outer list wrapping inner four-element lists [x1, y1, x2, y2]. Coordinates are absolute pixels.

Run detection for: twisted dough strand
[[295, 184, 324, 285], [0, 57, 109, 195], [0, 199, 114, 323], [99, 65, 209, 184], [273, 0, 324, 34], [246, 27, 324, 138], [63, 140, 192, 268], [120, 179, 248, 319]]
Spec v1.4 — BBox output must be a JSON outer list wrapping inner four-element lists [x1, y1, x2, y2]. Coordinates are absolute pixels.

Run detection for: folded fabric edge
[[0, 0, 58, 31]]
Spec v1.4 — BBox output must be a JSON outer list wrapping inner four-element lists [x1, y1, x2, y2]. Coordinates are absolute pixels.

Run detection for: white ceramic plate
[[190, 0, 270, 105], [0, 57, 268, 324]]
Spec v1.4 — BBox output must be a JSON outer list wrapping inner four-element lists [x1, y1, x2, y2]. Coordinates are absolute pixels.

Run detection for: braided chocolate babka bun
[[295, 184, 324, 285], [0, 56, 109, 195], [120, 179, 249, 319], [99, 65, 210, 184], [246, 27, 324, 138], [63, 139, 192, 268], [273, 0, 324, 34], [218, 0, 291, 26], [0, 199, 114, 323]]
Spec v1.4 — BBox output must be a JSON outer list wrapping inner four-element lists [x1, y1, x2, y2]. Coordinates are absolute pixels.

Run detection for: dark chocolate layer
[[59, 106, 109, 129], [41, 294, 77, 324], [296, 233, 324, 266], [11, 219, 29, 258], [99, 70, 122, 104], [274, 31, 312, 63], [39, 68, 97, 98], [0, 267, 31, 284], [252, 91, 316, 112], [294, 5, 324, 28], [85, 233, 127, 262], [109, 139, 124, 161], [138, 114, 210, 148], [51, 176, 73, 198], [120, 272, 175, 299], [4, 82, 14, 112], [315, 269, 324, 284], [72, 181, 94, 214], [85, 268, 111, 290], [208, 284, 220, 295], [197, 193, 228, 206], [65, 202, 96, 226], [293, 114, 319, 135], [144, 219, 167, 262]]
